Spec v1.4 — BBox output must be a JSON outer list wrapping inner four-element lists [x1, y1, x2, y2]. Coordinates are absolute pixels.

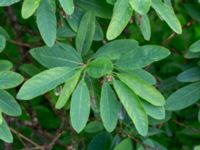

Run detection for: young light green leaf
[[94, 39, 139, 60], [117, 73, 165, 106], [189, 40, 200, 53], [0, 60, 13, 71], [87, 58, 113, 78], [36, 0, 56, 47], [129, 0, 151, 15], [151, 0, 182, 34], [0, 71, 24, 90], [142, 101, 165, 120], [106, 0, 133, 40], [0, 119, 13, 143], [0, 0, 20, 6], [21, 0, 41, 19], [0, 90, 21, 116], [17, 67, 75, 100], [55, 69, 82, 109], [114, 138, 133, 150], [113, 80, 148, 136], [115, 45, 170, 70], [0, 35, 6, 53], [100, 81, 119, 132], [59, 0, 74, 15], [75, 11, 95, 54], [30, 43, 82, 68], [70, 79, 90, 133], [136, 13, 151, 41], [166, 82, 200, 111], [177, 67, 200, 83]]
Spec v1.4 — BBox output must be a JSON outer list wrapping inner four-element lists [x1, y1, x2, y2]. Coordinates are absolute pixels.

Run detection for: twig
[[162, 19, 194, 45], [10, 127, 43, 149]]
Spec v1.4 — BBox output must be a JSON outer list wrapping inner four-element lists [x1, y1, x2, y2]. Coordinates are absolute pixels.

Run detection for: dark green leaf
[[114, 138, 133, 150], [177, 67, 200, 83]]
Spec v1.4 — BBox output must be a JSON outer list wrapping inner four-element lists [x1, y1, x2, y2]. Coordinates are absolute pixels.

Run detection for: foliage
[[0, 0, 200, 149]]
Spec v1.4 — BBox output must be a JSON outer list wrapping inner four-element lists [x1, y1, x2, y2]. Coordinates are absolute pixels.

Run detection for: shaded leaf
[[0, 90, 21, 116], [166, 82, 200, 111]]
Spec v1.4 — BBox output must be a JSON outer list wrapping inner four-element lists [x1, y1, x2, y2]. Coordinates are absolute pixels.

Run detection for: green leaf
[[87, 58, 113, 78], [55, 69, 82, 109], [113, 79, 148, 136], [198, 109, 200, 122], [189, 40, 200, 53], [36, 0, 56, 47], [151, 0, 182, 34], [0, 0, 20, 6], [0, 119, 13, 143], [75, 11, 96, 54], [117, 73, 165, 106], [0, 35, 6, 53], [127, 69, 156, 85], [100, 81, 119, 132], [115, 45, 170, 70], [66, 8, 83, 32], [0, 26, 10, 40], [0, 71, 24, 90], [0, 90, 21, 116], [30, 43, 82, 68], [177, 67, 200, 83], [136, 14, 151, 41], [21, 0, 41, 19], [142, 101, 165, 120], [114, 138, 133, 150], [0, 60, 13, 71], [166, 82, 200, 111], [70, 79, 90, 133], [106, 0, 132, 40], [59, 0, 74, 15], [75, 0, 112, 19], [84, 121, 104, 133], [17, 67, 75, 100], [94, 39, 139, 60], [129, 0, 151, 15], [0, 112, 2, 125]]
